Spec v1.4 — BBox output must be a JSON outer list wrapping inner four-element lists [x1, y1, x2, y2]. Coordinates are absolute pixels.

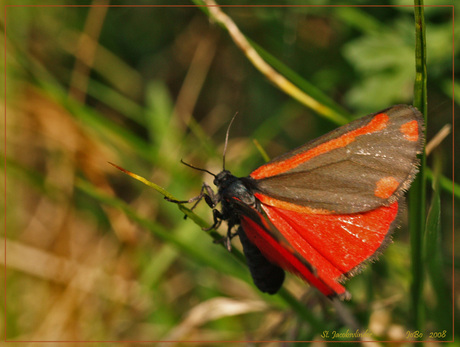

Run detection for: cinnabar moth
[[169, 104, 424, 299]]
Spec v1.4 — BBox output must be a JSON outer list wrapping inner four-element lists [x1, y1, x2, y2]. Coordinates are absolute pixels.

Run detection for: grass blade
[[424, 154, 452, 340], [409, 0, 428, 332]]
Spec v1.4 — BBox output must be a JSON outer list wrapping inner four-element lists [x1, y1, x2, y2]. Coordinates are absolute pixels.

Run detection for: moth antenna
[[180, 159, 216, 178], [222, 112, 238, 171]]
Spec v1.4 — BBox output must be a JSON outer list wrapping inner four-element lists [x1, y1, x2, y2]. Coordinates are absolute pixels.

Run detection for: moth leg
[[214, 223, 238, 251], [164, 182, 212, 205], [203, 209, 224, 231], [201, 183, 219, 208], [190, 182, 219, 211], [212, 221, 238, 252], [225, 224, 239, 252], [165, 182, 218, 219]]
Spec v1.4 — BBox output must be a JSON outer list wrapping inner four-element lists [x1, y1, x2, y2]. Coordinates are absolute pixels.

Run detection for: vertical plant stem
[[409, 0, 428, 332]]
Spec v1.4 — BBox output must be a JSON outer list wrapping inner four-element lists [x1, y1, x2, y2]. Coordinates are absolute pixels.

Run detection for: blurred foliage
[[2, 0, 457, 343]]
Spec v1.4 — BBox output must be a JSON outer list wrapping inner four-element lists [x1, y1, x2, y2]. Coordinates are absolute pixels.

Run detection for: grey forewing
[[254, 105, 424, 214]]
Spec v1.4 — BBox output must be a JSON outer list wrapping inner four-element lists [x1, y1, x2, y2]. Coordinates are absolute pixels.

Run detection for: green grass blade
[[426, 167, 460, 200], [247, 39, 352, 124], [409, 0, 428, 332], [424, 154, 452, 339], [193, 0, 350, 125], [108, 162, 219, 237], [75, 177, 248, 273]]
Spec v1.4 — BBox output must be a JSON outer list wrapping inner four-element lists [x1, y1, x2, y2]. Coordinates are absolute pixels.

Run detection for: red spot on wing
[[400, 120, 419, 142], [251, 113, 390, 180], [254, 193, 334, 214], [374, 176, 399, 199], [251, 202, 398, 297]]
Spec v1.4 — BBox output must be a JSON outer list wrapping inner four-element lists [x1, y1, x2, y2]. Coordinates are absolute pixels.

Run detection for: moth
[[169, 105, 424, 299]]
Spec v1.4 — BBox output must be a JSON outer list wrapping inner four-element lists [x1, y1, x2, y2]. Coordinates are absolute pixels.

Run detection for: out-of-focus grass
[[2, 2, 456, 343], [409, 0, 428, 333]]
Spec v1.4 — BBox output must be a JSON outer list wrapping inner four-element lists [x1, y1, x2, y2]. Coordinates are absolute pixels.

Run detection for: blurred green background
[[2, 0, 457, 343]]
